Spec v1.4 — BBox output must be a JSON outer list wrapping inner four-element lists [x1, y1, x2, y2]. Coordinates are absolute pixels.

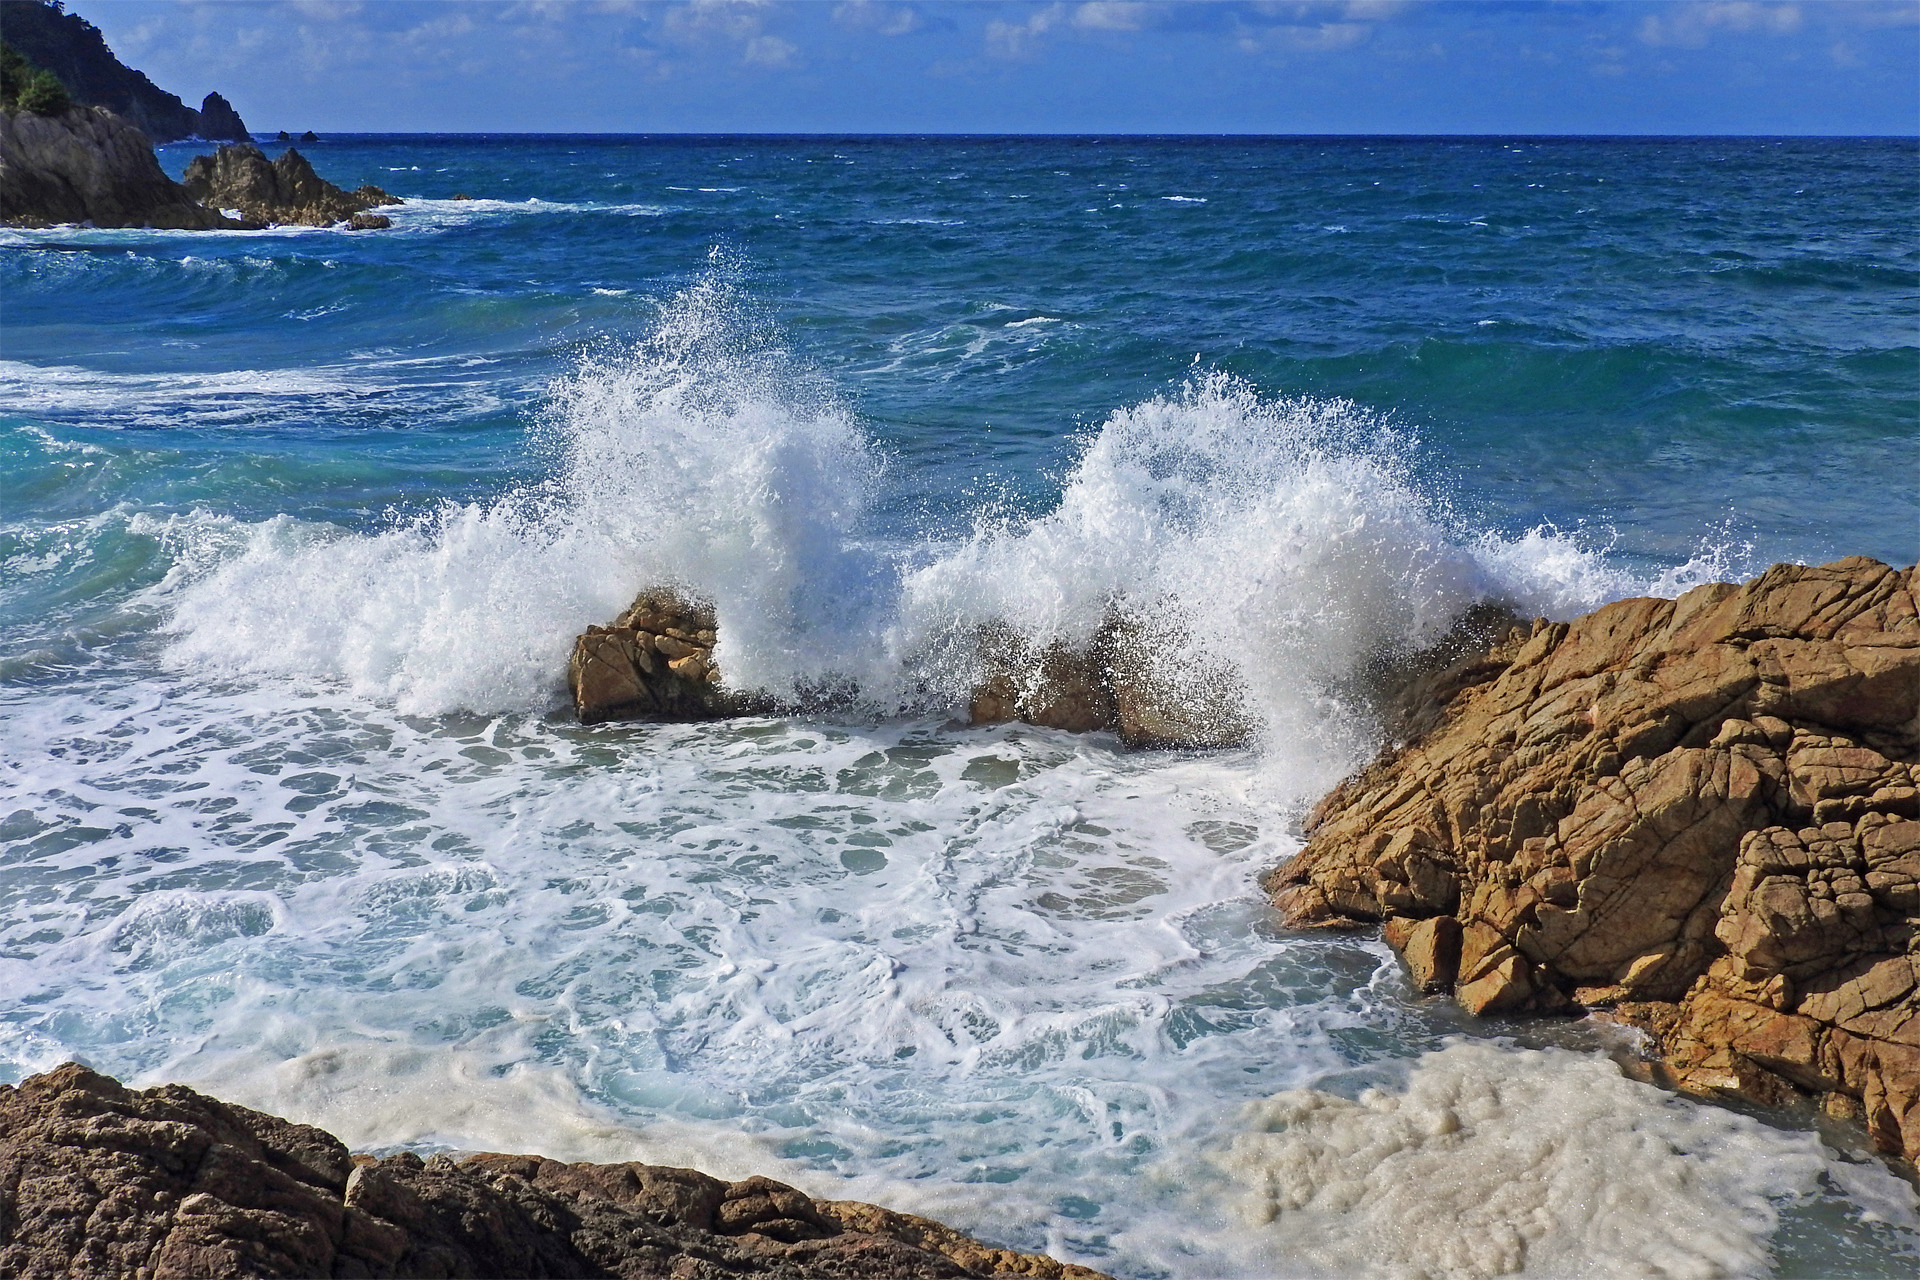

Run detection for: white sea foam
[[14, 275, 1867, 1276], [1215, 1040, 1919, 1279], [0, 357, 508, 429]]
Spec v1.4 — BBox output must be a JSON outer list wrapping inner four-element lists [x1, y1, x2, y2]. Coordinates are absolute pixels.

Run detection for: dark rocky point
[[0, 1062, 1107, 1279], [0, 0, 247, 142], [0, 102, 235, 228], [197, 90, 248, 142], [181, 141, 400, 228]]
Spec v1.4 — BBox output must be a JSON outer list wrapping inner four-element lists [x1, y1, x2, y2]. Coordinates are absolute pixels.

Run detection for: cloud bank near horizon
[[80, 1, 1920, 135]]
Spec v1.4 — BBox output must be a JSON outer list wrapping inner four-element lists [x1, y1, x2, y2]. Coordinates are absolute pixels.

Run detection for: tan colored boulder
[[568, 589, 767, 724], [1397, 915, 1462, 992], [1268, 558, 1920, 1161]]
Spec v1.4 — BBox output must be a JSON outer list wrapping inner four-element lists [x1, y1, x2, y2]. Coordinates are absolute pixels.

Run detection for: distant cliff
[[0, 0, 248, 142]]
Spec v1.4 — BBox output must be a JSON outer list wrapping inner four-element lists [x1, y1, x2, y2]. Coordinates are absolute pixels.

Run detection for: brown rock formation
[[969, 611, 1249, 749], [181, 142, 399, 228], [0, 1062, 1108, 1280], [569, 590, 771, 725], [0, 104, 233, 228], [1268, 557, 1920, 1162]]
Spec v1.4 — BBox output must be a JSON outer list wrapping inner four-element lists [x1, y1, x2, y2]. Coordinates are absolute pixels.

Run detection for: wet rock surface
[[1, 104, 234, 228], [0, 1063, 1107, 1279], [968, 611, 1249, 749], [570, 590, 771, 724], [181, 142, 399, 228], [1269, 557, 1920, 1162]]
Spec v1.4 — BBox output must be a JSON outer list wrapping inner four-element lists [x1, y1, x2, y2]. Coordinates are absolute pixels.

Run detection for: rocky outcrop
[[0, 1, 247, 142], [181, 142, 399, 228], [196, 91, 248, 143], [570, 590, 771, 724], [1, 103, 232, 227], [1269, 557, 1920, 1162], [969, 611, 1249, 749], [0, 1062, 1107, 1279]]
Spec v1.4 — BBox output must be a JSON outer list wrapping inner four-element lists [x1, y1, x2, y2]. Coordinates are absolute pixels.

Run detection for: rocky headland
[[0, 1062, 1106, 1280], [1, 112, 400, 229], [1270, 556, 1919, 1163], [0, 0, 248, 142], [0, 103, 234, 228]]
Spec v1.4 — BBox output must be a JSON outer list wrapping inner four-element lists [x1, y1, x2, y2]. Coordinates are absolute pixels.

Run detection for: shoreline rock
[[0, 103, 236, 228], [0, 1062, 1108, 1279], [182, 142, 400, 229], [1268, 557, 1920, 1163]]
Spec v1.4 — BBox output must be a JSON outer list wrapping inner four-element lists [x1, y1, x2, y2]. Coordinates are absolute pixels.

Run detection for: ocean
[[2, 134, 1917, 1277]]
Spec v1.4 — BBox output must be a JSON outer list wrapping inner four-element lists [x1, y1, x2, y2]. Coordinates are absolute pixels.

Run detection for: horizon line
[[166, 130, 1920, 141]]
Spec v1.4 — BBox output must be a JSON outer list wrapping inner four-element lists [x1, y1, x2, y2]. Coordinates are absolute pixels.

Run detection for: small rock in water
[[569, 588, 767, 723], [181, 142, 401, 229], [968, 607, 1250, 749]]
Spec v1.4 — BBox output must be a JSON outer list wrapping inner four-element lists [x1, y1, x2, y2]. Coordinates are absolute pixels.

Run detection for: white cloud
[[833, 1, 924, 36], [1073, 2, 1156, 32], [742, 33, 798, 65], [985, 3, 1066, 58], [1638, 1, 1802, 48]]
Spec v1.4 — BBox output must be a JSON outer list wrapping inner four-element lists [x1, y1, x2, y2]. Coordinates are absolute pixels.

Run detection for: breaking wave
[[157, 275, 1741, 771]]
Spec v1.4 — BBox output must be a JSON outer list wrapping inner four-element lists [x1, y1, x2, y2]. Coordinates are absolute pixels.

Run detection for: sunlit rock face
[[1271, 557, 1920, 1161]]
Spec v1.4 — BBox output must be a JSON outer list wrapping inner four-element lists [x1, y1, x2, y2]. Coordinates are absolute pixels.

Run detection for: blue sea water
[[2, 135, 1917, 1276]]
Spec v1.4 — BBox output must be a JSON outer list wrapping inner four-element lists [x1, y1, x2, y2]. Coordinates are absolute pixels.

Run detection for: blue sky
[[81, 1, 1920, 133]]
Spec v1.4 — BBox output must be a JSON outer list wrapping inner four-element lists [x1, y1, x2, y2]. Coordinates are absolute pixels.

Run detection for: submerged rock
[[969, 609, 1251, 749], [569, 589, 769, 724], [0, 1062, 1108, 1279], [1269, 556, 1920, 1163], [0, 103, 234, 228], [180, 142, 400, 228]]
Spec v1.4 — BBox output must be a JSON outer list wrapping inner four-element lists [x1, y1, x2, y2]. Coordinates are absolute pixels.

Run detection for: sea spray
[[155, 285, 1690, 742], [159, 272, 890, 713]]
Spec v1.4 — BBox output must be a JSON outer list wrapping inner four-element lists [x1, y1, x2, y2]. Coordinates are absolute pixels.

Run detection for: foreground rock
[[1269, 557, 1920, 1162], [182, 142, 399, 228], [0, 1062, 1107, 1279], [570, 590, 769, 724], [0, 103, 233, 227]]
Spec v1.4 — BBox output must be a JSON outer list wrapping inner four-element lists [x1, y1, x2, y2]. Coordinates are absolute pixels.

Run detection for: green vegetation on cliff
[[0, 0, 244, 140], [1, 40, 69, 115]]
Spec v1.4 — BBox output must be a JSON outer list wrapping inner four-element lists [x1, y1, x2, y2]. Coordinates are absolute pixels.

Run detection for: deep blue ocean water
[[2, 136, 1917, 1277]]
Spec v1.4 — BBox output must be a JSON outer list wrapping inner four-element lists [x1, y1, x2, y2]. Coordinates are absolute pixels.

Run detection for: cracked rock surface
[[1270, 557, 1920, 1162], [0, 1063, 1108, 1279]]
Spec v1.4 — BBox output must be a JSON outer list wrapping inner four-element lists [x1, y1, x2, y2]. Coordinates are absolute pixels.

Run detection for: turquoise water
[[2, 136, 1916, 1277]]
